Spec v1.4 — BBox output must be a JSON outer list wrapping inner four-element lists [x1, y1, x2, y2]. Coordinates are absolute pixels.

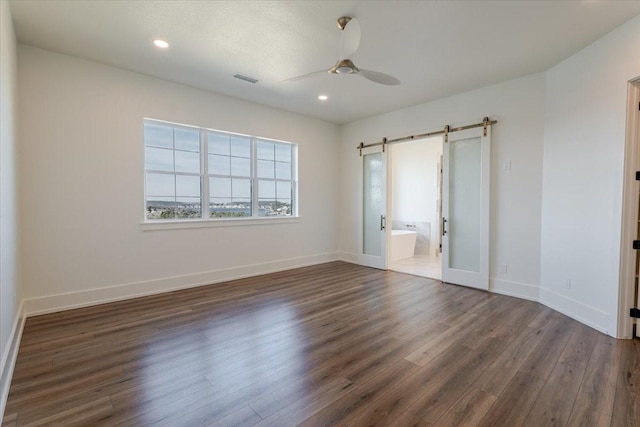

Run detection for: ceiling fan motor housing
[[337, 16, 352, 30], [330, 59, 360, 74]]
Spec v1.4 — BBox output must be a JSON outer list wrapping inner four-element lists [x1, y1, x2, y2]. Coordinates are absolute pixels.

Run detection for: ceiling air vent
[[233, 73, 259, 84]]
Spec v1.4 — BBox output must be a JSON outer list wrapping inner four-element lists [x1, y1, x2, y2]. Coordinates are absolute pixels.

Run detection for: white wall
[[10, 8, 640, 346], [18, 45, 340, 314], [390, 138, 442, 253], [341, 73, 546, 300], [541, 15, 640, 336], [341, 15, 640, 338], [0, 0, 21, 416]]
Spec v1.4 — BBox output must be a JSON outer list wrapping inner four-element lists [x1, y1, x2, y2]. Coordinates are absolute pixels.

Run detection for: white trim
[[539, 287, 610, 335], [23, 252, 338, 316], [141, 216, 300, 231], [489, 278, 540, 301], [337, 251, 358, 264], [618, 79, 640, 338], [1, 300, 24, 421], [201, 128, 210, 217]]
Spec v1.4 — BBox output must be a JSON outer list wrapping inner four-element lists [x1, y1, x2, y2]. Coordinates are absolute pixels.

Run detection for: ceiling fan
[[283, 16, 401, 86]]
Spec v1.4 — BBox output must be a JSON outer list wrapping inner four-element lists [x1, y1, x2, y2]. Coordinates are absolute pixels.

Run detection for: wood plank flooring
[[2, 261, 639, 426]]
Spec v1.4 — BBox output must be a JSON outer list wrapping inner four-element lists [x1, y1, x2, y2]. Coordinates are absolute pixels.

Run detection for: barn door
[[441, 127, 490, 290], [358, 145, 387, 269]]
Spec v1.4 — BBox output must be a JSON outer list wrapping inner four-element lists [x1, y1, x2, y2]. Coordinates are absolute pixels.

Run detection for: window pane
[[210, 198, 228, 207], [210, 177, 231, 198], [231, 198, 251, 208], [231, 157, 250, 177], [259, 200, 275, 217], [230, 136, 250, 158], [210, 198, 250, 218], [144, 123, 173, 149], [209, 133, 230, 155], [257, 141, 275, 160], [232, 179, 251, 198], [209, 154, 230, 176], [257, 160, 275, 179], [277, 181, 292, 199], [145, 147, 174, 172], [176, 196, 201, 204], [275, 162, 291, 180], [147, 196, 174, 203], [147, 197, 175, 220], [174, 197, 201, 218], [176, 175, 200, 197], [174, 128, 200, 152], [175, 150, 200, 174], [275, 144, 291, 162], [258, 180, 275, 199], [275, 199, 292, 216], [146, 173, 174, 197]]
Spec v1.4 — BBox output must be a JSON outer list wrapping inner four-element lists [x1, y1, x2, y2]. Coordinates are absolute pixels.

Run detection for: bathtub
[[389, 229, 417, 262]]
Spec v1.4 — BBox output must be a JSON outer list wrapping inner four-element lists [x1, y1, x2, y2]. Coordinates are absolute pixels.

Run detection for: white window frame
[[142, 119, 299, 230]]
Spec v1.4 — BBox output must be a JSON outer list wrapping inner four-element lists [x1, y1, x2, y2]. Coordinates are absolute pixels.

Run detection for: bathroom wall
[[390, 137, 443, 256]]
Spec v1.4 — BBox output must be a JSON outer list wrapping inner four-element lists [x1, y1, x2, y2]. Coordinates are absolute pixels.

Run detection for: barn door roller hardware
[[355, 117, 496, 151]]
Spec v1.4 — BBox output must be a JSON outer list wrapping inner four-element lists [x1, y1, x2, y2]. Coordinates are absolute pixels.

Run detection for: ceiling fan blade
[[359, 68, 401, 86], [281, 69, 329, 83], [340, 18, 361, 59]]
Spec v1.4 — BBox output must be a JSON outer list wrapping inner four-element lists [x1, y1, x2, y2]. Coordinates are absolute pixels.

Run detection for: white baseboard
[[539, 287, 610, 335], [23, 252, 339, 317], [1, 300, 24, 421], [337, 251, 358, 264], [490, 278, 540, 301], [331, 256, 613, 336]]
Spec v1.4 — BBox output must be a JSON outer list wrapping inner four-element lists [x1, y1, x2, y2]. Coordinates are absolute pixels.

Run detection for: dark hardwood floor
[[2, 261, 639, 426]]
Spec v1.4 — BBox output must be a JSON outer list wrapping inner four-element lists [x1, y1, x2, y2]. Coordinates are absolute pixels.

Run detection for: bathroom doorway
[[388, 136, 443, 279]]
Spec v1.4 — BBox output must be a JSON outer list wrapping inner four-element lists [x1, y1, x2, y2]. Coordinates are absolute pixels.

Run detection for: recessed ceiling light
[[318, 95, 328, 101], [153, 39, 169, 49]]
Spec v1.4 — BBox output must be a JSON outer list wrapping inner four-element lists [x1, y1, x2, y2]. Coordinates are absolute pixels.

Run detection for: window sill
[[140, 216, 300, 231]]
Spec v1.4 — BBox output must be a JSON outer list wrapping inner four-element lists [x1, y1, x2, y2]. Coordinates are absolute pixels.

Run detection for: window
[[144, 120, 297, 221]]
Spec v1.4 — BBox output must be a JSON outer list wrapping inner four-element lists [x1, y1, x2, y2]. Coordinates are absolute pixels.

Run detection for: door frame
[[386, 136, 444, 271], [618, 78, 640, 339]]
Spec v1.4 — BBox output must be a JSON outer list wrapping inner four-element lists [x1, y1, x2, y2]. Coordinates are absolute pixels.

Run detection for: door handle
[[442, 217, 447, 236], [380, 215, 386, 231]]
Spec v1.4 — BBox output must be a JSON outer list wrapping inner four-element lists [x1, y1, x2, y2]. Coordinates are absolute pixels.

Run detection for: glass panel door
[[363, 152, 383, 256], [442, 127, 490, 290], [449, 137, 481, 272], [358, 146, 387, 269]]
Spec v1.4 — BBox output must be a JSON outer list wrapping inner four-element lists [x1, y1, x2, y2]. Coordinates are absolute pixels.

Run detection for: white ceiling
[[9, 1, 640, 124]]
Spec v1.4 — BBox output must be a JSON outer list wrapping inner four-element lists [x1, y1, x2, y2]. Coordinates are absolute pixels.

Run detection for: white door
[[358, 145, 387, 269], [636, 278, 639, 338], [441, 127, 490, 290]]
